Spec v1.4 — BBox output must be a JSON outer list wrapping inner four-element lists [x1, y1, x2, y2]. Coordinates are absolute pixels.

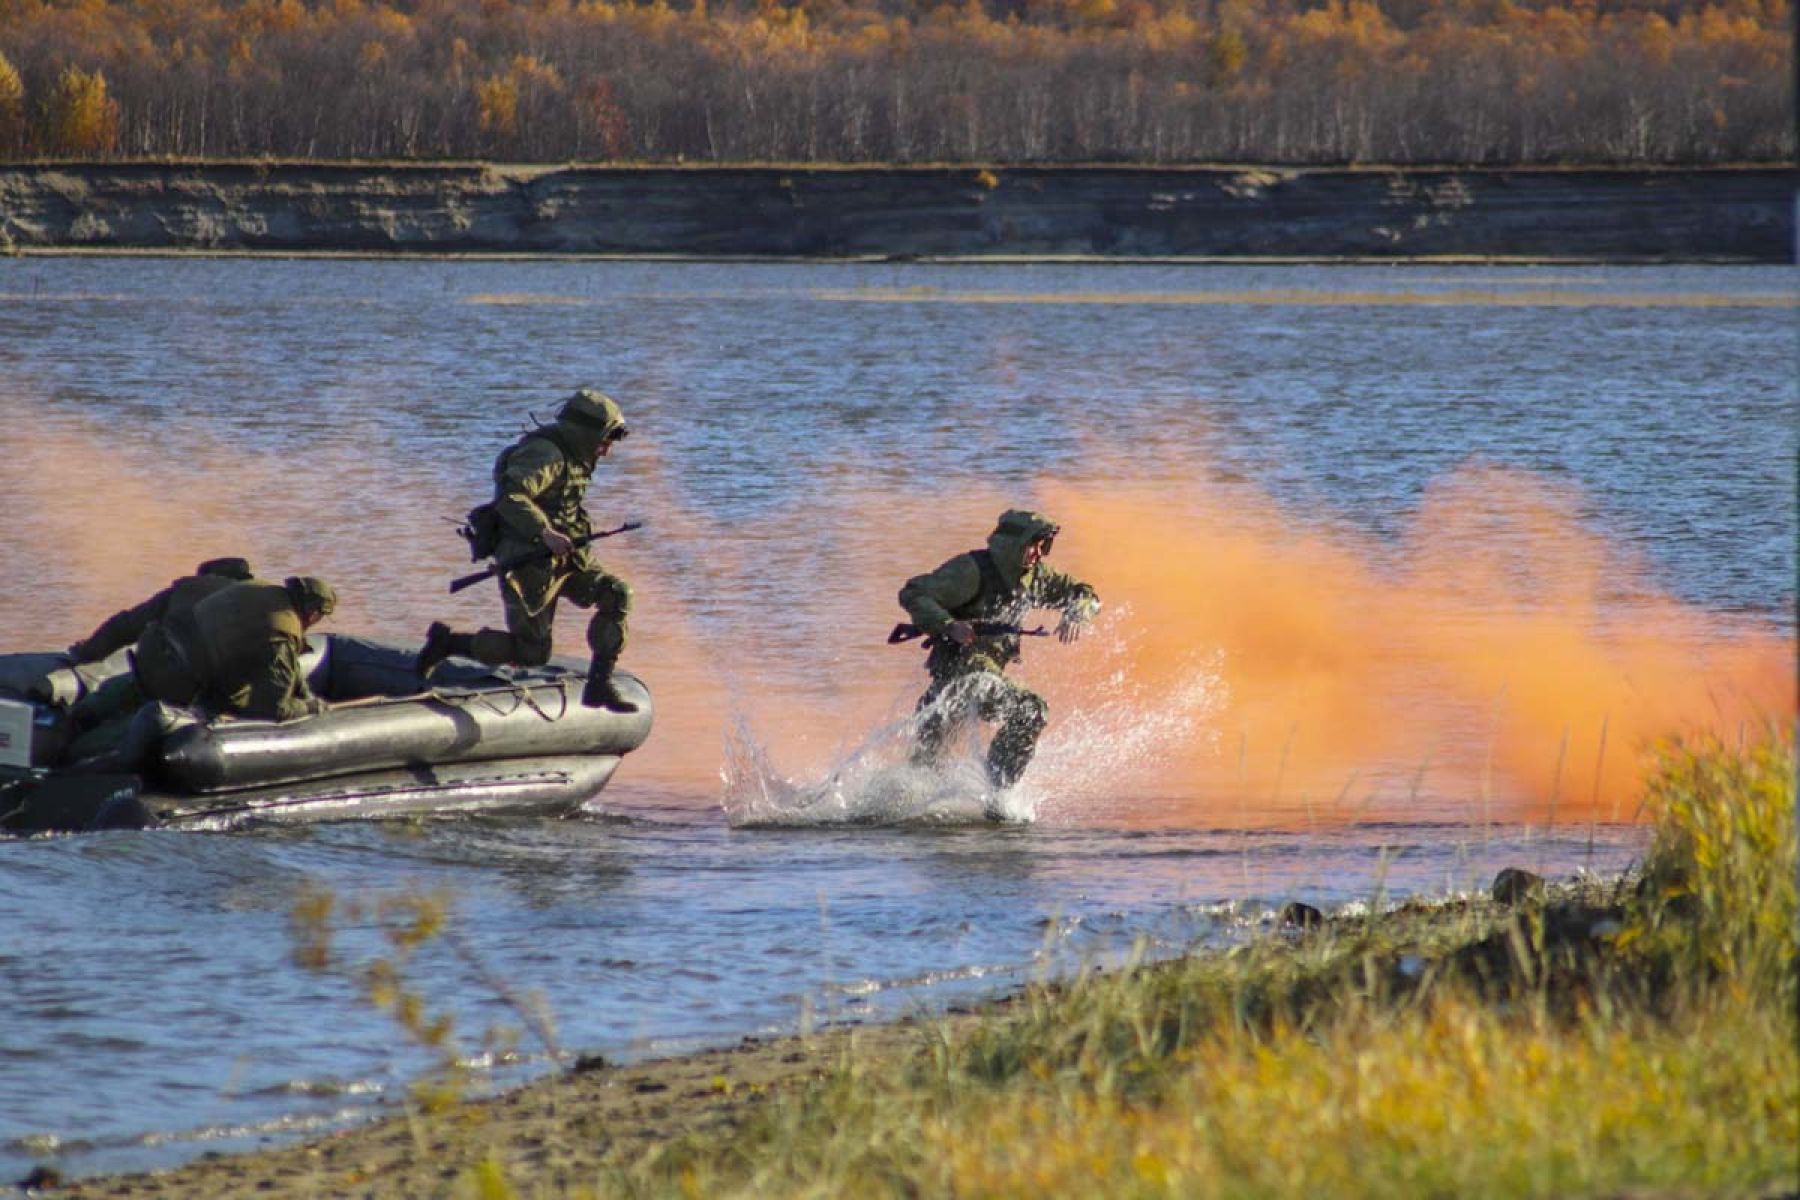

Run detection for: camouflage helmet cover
[[991, 509, 1060, 546], [986, 509, 1061, 584], [557, 388, 628, 441], [284, 576, 337, 619]]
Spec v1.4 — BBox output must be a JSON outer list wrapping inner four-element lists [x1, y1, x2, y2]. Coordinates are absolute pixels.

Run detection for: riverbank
[[49, 732, 1799, 1199], [0, 162, 1792, 260]]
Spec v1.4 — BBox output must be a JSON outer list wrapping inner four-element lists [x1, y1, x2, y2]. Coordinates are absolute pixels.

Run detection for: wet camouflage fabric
[[897, 509, 1098, 787], [897, 508, 1097, 678]]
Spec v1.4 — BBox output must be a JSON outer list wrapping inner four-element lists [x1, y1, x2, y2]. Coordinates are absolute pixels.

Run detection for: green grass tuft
[[601, 729, 1798, 1198]]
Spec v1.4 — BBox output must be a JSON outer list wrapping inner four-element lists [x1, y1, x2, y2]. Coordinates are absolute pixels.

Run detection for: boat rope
[[424, 680, 568, 723]]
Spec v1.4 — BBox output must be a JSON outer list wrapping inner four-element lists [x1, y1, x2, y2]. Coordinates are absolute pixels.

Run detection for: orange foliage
[[0, 0, 1787, 161]]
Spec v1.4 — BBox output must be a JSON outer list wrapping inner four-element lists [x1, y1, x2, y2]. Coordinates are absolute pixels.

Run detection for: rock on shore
[[0, 162, 1791, 259]]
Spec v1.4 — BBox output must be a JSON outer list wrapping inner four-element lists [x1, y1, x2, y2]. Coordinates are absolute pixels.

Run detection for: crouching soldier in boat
[[898, 509, 1099, 794], [67, 556, 255, 665], [132, 575, 337, 721], [415, 388, 638, 713], [62, 556, 257, 734]]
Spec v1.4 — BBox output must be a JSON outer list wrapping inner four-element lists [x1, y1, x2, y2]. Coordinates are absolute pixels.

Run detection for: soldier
[[898, 509, 1099, 794], [133, 575, 337, 721], [415, 388, 637, 712], [67, 556, 255, 665]]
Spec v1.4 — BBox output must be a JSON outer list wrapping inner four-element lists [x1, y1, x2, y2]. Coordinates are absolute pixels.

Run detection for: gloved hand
[[1056, 596, 1101, 644]]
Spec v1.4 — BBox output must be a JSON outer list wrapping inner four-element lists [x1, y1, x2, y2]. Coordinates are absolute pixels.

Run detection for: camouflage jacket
[[490, 425, 606, 614], [175, 581, 320, 721], [899, 524, 1097, 674], [70, 573, 243, 665]]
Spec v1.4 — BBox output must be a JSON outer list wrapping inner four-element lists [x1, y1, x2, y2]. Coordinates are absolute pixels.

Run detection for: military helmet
[[557, 388, 629, 443], [196, 556, 253, 581], [284, 576, 337, 620], [993, 509, 1060, 549]]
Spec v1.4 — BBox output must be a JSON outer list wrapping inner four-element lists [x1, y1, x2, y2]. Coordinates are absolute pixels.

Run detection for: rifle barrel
[[447, 521, 641, 594]]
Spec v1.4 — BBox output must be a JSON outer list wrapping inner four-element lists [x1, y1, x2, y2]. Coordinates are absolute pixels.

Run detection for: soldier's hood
[[986, 509, 1059, 587], [554, 389, 627, 461]]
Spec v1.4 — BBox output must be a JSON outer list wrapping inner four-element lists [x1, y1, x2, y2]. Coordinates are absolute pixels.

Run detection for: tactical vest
[[947, 550, 1021, 622], [494, 427, 593, 539], [929, 550, 1028, 670], [463, 427, 595, 559]]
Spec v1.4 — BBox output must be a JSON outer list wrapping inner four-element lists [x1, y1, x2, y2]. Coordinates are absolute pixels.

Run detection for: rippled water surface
[[0, 258, 1792, 1179]]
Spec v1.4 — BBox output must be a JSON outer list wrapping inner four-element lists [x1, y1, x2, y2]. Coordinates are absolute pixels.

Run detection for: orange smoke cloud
[[1035, 465, 1793, 822], [2, 419, 1788, 824]]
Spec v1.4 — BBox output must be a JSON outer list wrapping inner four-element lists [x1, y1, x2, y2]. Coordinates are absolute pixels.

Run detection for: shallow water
[[0, 258, 1792, 1179]]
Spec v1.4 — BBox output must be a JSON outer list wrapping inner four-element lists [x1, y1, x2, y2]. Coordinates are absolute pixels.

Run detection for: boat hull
[[0, 634, 651, 833]]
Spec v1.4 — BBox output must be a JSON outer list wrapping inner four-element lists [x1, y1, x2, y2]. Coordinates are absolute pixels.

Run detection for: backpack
[[458, 503, 503, 562]]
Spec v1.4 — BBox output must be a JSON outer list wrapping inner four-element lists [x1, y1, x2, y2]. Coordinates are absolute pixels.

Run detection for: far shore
[[2, 161, 1791, 261]]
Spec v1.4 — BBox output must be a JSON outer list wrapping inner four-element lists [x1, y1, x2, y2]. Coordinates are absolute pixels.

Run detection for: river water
[[0, 259, 1793, 1180]]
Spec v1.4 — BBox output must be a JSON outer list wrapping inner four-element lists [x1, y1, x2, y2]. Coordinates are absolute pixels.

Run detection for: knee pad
[[565, 572, 631, 618], [591, 576, 631, 620]]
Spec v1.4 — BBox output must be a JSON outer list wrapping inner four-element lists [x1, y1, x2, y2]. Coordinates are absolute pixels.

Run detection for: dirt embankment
[[0, 162, 1792, 260]]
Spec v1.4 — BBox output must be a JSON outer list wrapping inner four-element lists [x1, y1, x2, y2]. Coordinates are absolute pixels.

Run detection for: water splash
[[721, 611, 1228, 828], [720, 705, 1011, 827], [1031, 607, 1228, 823]]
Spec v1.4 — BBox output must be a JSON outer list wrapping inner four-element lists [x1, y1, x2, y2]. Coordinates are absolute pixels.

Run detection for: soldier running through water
[[416, 388, 638, 712], [898, 509, 1099, 798]]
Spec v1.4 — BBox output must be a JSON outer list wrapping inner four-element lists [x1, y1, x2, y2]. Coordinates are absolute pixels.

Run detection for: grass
[[585, 727, 1797, 1199], [289, 729, 1797, 1198]]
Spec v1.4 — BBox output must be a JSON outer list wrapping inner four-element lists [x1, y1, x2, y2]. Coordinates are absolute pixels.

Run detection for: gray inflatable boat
[[0, 635, 651, 833]]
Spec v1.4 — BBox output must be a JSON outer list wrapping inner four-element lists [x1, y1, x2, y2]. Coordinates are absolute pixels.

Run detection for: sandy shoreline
[[53, 1011, 955, 1198], [34, 854, 1796, 1198]]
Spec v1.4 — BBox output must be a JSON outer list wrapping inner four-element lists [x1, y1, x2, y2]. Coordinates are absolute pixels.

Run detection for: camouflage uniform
[[134, 577, 335, 722], [68, 556, 254, 665], [899, 510, 1098, 789], [66, 557, 256, 736], [419, 389, 634, 711]]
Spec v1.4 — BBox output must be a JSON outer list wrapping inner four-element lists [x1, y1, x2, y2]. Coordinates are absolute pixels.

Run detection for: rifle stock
[[448, 521, 642, 594]]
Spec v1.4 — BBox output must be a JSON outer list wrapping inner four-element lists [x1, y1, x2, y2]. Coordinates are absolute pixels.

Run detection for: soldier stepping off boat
[[417, 387, 639, 713], [896, 509, 1099, 806]]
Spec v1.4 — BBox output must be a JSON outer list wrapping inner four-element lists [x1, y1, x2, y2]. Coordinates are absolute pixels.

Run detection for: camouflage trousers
[[910, 661, 1048, 789], [466, 566, 631, 673]]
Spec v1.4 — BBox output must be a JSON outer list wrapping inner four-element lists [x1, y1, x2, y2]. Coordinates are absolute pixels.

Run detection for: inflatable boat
[[0, 635, 651, 833]]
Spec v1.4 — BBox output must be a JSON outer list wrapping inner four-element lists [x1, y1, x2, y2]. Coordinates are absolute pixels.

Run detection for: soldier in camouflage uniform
[[415, 388, 637, 712], [67, 556, 255, 665], [61, 575, 335, 768], [898, 509, 1099, 792], [133, 575, 337, 722]]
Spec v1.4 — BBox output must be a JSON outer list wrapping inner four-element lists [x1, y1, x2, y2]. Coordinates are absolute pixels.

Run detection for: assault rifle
[[886, 621, 1049, 647], [448, 521, 642, 594]]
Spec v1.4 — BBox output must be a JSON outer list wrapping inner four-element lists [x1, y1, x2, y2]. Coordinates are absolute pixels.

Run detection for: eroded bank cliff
[[0, 162, 1791, 259]]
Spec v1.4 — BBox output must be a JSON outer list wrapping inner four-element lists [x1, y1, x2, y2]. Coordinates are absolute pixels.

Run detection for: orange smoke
[[2, 419, 1789, 823], [1035, 465, 1793, 821]]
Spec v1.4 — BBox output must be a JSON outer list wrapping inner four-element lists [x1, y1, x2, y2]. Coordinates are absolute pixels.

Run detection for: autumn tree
[[0, 50, 23, 155], [41, 66, 120, 157], [0, 0, 1788, 163]]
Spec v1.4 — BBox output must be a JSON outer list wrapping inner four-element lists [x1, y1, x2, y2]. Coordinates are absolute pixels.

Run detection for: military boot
[[582, 661, 639, 713], [415, 622, 467, 680]]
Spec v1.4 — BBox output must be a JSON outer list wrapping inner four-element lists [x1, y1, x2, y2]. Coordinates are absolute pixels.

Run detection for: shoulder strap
[[493, 428, 572, 484], [533, 425, 583, 465]]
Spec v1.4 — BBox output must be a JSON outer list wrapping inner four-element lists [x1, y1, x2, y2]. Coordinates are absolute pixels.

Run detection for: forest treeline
[[0, 0, 1790, 164]]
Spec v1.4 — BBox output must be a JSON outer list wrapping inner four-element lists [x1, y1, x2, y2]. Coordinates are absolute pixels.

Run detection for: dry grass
[[581, 728, 1797, 1199]]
